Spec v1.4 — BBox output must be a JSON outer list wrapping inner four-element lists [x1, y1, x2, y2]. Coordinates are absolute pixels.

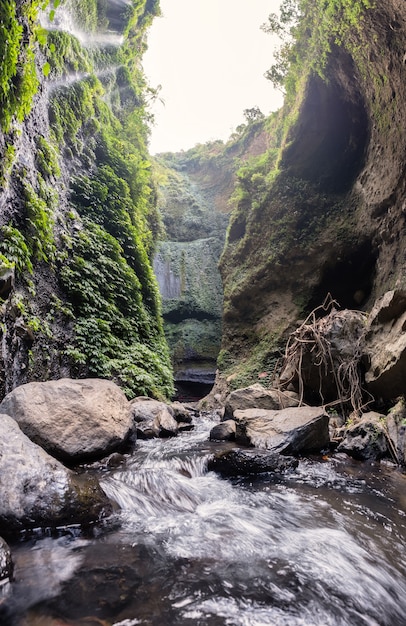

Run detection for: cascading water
[[39, 5, 124, 47], [2, 413, 406, 625]]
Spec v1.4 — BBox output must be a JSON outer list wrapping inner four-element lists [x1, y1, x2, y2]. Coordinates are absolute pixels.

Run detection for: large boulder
[[337, 412, 390, 461], [0, 378, 132, 462], [364, 290, 406, 401], [233, 406, 329, 453], [170, 401, 194, 424], [0, 413, 111, 534], [208, 448, 298, 477], [129, 398, 179, 438], [279, 309, 366, 409], [224, 384, 299, 419]]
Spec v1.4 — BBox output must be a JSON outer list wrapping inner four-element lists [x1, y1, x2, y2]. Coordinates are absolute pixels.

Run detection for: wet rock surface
[[337, 412, 390, 461], [0, 413, 111, 534], [364, 290, 406, 401], [0, 378, 132, 462], [129, 397, 192, 438], [209, 419, 236, 441], [0, 537, 12, 582], [386, 399, 406, 465], [208, 448, 299, 477], [233, 406, 330, 453]]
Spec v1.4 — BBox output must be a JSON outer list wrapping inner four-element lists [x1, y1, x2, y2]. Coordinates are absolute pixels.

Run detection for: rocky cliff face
[[153, 128, 270, 398], [218, 0, 406, 398], [0, 0, 173, 400]]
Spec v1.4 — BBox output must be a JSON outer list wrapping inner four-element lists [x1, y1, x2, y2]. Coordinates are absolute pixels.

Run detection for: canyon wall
[[218, 0, 406, 398], [153, 125, 270, 397], [0, 0, 173, 399]]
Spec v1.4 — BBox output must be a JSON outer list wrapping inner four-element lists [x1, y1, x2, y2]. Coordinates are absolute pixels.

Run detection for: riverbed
[[2, 413, 406, 626]]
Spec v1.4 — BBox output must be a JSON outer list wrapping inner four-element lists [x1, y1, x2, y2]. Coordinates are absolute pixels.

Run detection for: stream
[[2, 413, 406, 626]]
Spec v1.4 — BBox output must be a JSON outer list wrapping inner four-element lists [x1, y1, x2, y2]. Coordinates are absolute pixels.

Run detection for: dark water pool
[[2, 414, 406, 626]]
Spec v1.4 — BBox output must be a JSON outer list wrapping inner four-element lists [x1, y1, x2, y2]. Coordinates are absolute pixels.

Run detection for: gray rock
[[386, 399, 406, 465], [130, 398, 179, 438], [0, 537, 12, 582], [0, 264, 14, 299], [170, 401, 193, 423], [157, 408, 180, 437], [209, 419, 236, 441], [208, 448, 298, 477], [234, 406, 330, 453], [0, 413, 111, 533], [224, 384, 299, 419], [365, 290, 406, 400], [0, 378, 131, 462], [280, 309, 366, 405], [337, 412, 389, 461], [177, 422, 194, 432]]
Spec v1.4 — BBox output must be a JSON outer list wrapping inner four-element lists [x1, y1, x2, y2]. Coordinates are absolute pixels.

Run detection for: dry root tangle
[[277, 294, 372, 417]]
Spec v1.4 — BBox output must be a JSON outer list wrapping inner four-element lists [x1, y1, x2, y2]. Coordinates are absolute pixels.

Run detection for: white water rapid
[[3, 413, 406, 625]]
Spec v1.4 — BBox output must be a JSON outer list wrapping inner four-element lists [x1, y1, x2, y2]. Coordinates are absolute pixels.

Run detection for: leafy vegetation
[[60, 221, 173, 399], [71, 164, 161, 315], [68, 0, 100, 32], [0, 0, 173, 398], [262, 0, 374, 99], [23, 178, 56, 263], [36, 136, 61, 178], [0, 0, 56, 132], [44, 31, 92, 76], [0, 225, 33, 274]]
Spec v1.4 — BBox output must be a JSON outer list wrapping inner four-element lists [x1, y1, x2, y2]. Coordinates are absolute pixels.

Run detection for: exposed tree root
[[275, 294, 373, 417]]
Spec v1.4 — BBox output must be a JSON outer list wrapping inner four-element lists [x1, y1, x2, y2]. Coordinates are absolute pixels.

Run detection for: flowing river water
[[2, 413, 406, 626]]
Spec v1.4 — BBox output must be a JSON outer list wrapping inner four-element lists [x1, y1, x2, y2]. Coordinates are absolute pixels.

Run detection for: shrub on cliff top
[[262, 0, 373, 98]]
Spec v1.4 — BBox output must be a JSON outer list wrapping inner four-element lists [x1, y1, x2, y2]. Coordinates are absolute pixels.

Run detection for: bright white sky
[[143, 0, 284, 154]]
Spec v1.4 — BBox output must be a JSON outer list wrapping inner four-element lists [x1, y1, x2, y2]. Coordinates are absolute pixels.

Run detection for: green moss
[[71, 164, 160, 316], [60, 221, 173, 399], [49, 75, 103, 147], [23, 179, 56, 263], [36, 136, 61, 179], [157, 239, 224, 321], [68, 0, 99, 33], [0, 224, 33, 274], [218, 335, 282, 391], [44, 31, 92, 76], [0, 0, 52, 132], [165, 319, 221, 365], [0, 143, 16, 186], [0, 0, 174, 400]]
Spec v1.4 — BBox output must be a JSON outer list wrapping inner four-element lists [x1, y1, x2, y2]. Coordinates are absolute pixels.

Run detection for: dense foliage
[[0, 0, 43, 131], [0, 0, 174, 399], [263, 0, 373, 98], [60, 221, 173, 398]]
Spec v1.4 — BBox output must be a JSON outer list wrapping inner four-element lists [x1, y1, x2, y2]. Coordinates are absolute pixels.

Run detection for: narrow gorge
[[2, 1, 406, 624]]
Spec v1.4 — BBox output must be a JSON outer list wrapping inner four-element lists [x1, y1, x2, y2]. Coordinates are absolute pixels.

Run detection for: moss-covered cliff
[[218, 0, 406, 390], [153, 125, 271, 395], [0, 0, 173, 399]]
